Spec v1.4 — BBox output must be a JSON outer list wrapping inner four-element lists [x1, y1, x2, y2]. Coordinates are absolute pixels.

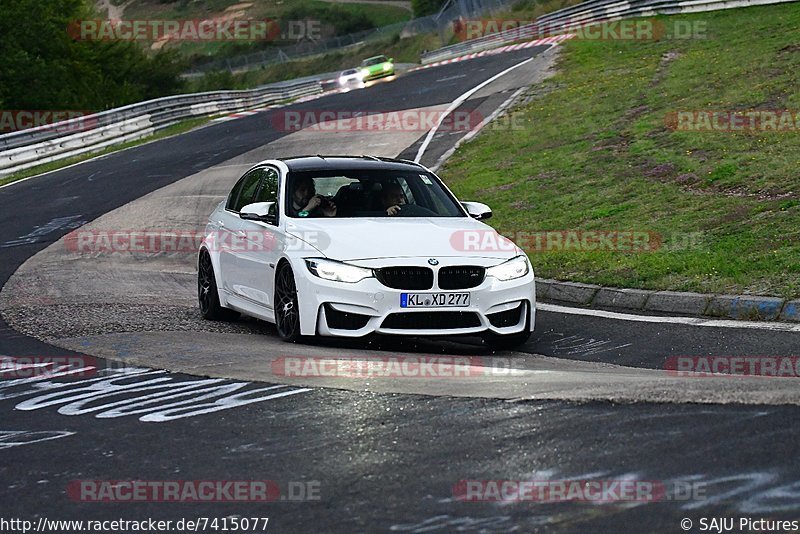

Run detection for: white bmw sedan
[[198, 156, 535, 348]]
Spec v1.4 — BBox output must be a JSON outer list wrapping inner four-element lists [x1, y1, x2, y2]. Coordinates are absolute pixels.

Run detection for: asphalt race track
[[2, 43, 800, 532]]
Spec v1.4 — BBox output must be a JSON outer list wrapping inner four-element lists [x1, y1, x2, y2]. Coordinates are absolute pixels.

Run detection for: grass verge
[[124, 0, 412, 64], [438, 4, 800, 298]]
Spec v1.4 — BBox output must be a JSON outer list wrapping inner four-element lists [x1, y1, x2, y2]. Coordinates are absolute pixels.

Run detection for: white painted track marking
[[540, 303, 800, 332], [413, 56, 537, 163]]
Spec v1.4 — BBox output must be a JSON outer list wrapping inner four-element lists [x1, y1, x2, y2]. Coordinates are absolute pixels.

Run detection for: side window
[[225, 174, 248, 211], [253, 168, 279, 204], [230, 170, 262, 212], [253, 168, 280, 218]]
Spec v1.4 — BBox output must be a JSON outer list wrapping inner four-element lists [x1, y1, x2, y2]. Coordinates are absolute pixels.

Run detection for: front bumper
[[293, 259, 535, 338], [338, 77, 365, 88], [363, 68, 394, 81]]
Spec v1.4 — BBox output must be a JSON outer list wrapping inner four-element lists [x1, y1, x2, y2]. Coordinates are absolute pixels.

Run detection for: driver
[[381, 183, 406, 216], [290, 176, 336, 217]]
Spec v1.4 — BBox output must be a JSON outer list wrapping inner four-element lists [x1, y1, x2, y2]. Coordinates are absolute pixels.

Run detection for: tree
[[412, 0, 444, 18], [0, 0, 185, 113]]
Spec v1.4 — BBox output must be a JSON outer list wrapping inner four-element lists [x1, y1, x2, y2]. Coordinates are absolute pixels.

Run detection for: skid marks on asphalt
[[0, 215, 87, 248], [533, 331, 633, 357], [0, 430, 75, 450]]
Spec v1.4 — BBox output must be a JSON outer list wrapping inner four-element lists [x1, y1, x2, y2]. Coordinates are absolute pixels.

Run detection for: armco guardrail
[[421, 23, 539, 64], [421, 0, 799, 64], [535, 0, 799, 28], [0, 79, 322, 177]]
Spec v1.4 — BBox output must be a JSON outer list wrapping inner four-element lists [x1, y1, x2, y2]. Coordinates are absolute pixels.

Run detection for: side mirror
[[461, 201, 493, 220], [240, 202, 277, 224], [389, 57, 394, 63]]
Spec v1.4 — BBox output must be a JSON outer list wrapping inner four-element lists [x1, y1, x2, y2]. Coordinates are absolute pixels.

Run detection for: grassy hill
[[100, 0, 413, 67], [438, 3, 800, 298]]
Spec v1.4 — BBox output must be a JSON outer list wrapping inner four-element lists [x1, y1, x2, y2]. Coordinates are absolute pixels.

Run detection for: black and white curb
[[536, 279, 800, 322]]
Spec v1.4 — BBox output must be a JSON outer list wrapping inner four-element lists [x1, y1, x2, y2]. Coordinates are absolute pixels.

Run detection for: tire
[[274, 262, 301, 342], [198, 251, 239, 321]]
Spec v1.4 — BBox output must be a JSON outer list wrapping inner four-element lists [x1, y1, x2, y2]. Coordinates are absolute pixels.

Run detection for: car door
[[233, 166, 284, 311], [219, 168, 263, 297]]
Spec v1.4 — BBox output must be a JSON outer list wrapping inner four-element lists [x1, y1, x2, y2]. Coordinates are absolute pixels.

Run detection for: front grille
[[438, 266, 485, 290], [375, 267, 433, 290], [324, 304, 371, 330], [487, 302, 525, 328], [381, 311, 481, 330]]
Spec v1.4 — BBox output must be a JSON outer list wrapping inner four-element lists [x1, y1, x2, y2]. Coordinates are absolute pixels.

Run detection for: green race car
[[359, 55, 395, 82]]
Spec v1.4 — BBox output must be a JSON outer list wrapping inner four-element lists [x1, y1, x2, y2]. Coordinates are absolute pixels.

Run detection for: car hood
[[284, 217, 523, 262]]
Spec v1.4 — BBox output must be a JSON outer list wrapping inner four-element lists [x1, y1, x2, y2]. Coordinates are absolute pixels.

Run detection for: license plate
[[400, 293, 470, 308]]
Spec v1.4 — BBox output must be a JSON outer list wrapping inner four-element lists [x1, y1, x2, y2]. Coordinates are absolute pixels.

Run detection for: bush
[[412, 0, 442, 17], [0, 0, 186, 111]]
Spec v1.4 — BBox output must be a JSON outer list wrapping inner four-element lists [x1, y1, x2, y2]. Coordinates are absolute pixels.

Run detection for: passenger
[[290, 176, 336, 217], [381, 183, 406, 216]]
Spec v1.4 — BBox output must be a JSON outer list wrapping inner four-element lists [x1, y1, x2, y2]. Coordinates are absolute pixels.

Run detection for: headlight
[[305, 258, 373, 283], [338, 76, 346, 84], [486, 255, 529, 281], [360, 69, 370, 78], [383, 63, 391, 71]]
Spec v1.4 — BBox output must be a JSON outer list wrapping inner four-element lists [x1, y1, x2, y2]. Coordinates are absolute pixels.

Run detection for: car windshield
[[285, 169, 466, 218], [341, 69, 358, 75], [361, 56, 387, 66]]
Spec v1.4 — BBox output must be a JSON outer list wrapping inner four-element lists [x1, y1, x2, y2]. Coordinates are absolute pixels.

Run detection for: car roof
[[364, 55, 386, 61], [278, 155, 425, 173]]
